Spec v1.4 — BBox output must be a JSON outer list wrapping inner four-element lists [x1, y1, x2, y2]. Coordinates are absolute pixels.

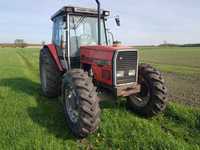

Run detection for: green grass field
[[140, 47, 200, 76], [0, 47, 200, 150], [140, 47, 200, 107]]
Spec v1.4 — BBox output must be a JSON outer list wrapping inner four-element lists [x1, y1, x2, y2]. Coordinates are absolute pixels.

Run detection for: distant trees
[[159, 43, 200, 47], [0, 40, 45, 48], [159, 43, 180, 47], [158, 40, 200, 47], [180, 44, 200, 47], [14, 39, 27, 48]]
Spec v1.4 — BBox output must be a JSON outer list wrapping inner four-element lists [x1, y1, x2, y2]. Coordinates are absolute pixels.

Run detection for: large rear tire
[[127, 64, 168, 117], [39, 48, 61, 98], [62, 69, 100, 138]]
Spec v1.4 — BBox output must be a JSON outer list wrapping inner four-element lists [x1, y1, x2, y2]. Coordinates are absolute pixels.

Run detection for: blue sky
[[0, 0, 200, 45]]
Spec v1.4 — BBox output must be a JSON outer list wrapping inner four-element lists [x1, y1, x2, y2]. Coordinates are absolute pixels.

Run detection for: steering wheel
[[80, 34, 91, 41], [80, 34, 97, 45]]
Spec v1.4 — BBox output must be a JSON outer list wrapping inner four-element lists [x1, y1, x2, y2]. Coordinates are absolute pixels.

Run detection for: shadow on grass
[[0, 77, 127, 140], [98, 91, 128, 110], [0, 77, 75, 140]]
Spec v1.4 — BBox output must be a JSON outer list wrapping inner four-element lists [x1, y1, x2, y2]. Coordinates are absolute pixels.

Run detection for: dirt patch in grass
[[164, 73, 200, 107]]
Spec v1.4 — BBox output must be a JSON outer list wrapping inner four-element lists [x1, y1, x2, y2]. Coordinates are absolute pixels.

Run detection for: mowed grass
[[0, 47, 200, 150]]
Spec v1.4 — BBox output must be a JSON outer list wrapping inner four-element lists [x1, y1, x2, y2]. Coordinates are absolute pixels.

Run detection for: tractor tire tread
[[39, 48, 61, 98], [63, 69, 100, 138], [127, 63, 168, 117]]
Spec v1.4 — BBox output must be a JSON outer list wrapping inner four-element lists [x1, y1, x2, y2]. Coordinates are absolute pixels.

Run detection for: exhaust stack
[[95, 0, 101, 45]]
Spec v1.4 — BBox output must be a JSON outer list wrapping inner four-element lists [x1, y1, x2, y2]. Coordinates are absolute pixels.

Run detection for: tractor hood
[[80, 45, 137, 64], [81, 45, 132, 52], [80, 45, 139, 86]]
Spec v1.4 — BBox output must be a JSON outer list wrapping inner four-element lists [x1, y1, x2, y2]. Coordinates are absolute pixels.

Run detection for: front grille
[[115, 50, 138, 85]]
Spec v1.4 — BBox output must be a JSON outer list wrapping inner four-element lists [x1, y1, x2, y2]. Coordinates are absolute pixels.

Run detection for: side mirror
[[115, 16, 121, 27]]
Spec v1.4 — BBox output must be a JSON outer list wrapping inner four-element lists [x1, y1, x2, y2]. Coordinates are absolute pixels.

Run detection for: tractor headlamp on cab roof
[[103, 11, 110, 16], [65, 7, 74, 12]]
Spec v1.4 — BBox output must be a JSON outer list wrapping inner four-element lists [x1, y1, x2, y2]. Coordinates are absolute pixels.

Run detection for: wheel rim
[[41, 63, 47, 90], [64, 86, 80, 123], [129, 78, 150, 107]]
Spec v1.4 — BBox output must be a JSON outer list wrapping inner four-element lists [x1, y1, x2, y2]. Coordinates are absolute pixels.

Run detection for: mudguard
[[44, 44, 64, 71]]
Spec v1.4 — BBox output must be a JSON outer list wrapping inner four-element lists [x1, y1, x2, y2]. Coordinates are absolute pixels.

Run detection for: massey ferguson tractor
[[39, 0, 168, 138]]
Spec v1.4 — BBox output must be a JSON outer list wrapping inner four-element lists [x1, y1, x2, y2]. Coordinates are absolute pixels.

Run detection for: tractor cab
[[51, 6, 110, 68]]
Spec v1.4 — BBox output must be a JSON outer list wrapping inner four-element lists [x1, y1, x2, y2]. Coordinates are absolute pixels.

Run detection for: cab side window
[[52, 16, 64, 47]]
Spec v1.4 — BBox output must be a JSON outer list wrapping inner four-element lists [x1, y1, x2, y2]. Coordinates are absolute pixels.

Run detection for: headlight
[[128, 70, 136, 76], [117, 71, 124, 77]]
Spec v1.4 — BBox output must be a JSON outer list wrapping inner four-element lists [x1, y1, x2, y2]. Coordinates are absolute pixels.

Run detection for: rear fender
[[44, 44, 64, 71]]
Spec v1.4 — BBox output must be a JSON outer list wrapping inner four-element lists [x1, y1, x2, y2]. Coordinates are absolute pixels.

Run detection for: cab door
[[52, 16, 65, 57]]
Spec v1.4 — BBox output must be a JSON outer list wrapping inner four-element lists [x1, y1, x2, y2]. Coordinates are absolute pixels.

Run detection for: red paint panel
[[81, 45, 129, 52], [92, 64, 112, 85], [80, 45, 116, 85], [46, 44, 64, 71]]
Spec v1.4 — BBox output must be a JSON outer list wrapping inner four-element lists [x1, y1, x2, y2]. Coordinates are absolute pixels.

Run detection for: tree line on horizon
[[0, 39, 45, 48], [0, 40, 200, 48], [159, 43, 200, 47]]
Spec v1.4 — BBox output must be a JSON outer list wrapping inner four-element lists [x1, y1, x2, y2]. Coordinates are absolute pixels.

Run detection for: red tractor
[[40, 0, 168, 138]]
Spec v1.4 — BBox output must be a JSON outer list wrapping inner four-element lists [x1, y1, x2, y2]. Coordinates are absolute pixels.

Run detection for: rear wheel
[[127, 64, 168, 117], [39, 48, 61, 98], [62, 69, 100, 138]]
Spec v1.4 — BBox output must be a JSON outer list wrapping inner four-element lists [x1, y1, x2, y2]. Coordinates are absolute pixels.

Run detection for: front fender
[[44, 44, 64, 71]]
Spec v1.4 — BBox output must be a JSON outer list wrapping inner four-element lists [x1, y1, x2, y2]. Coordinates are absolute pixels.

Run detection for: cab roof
[[51, 6, 110, 21]]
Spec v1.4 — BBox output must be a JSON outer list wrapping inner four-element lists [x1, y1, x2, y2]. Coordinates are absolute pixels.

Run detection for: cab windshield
[[69, 15, 107, 57]]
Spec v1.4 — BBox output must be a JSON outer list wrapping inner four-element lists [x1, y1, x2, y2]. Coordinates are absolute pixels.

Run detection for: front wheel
[[62, 69, 101, 138], [127, 64, 168, 117]]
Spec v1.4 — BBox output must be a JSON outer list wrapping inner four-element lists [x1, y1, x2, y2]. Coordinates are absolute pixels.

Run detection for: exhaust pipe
[[95, 0, 101, 45]]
